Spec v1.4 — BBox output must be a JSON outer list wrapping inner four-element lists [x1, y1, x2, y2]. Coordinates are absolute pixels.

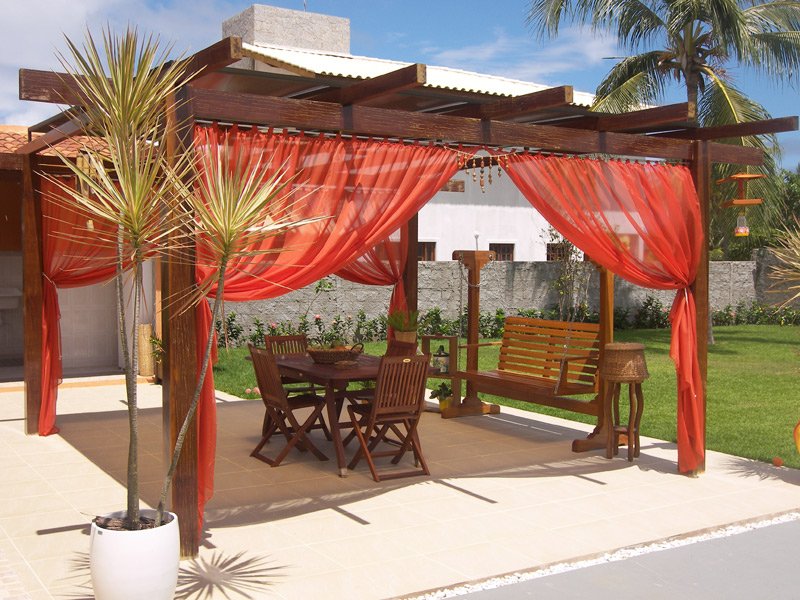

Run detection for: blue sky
[[2, 0, 798, 167]]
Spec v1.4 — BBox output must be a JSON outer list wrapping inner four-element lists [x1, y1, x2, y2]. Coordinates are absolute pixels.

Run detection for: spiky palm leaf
[[155, 134, 325, 525], [771, 219, 800, 304], [51, 27, 194, 531]]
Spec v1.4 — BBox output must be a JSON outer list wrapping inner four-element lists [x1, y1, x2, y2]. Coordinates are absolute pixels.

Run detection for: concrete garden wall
[[223, 252, 793, 330]]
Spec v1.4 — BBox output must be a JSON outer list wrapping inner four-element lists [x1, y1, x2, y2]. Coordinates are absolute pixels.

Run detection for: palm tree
[[527, 0, 800, 254]]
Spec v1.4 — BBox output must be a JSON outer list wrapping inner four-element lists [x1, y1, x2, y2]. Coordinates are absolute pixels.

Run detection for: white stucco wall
[[418, 170, 551, 261]]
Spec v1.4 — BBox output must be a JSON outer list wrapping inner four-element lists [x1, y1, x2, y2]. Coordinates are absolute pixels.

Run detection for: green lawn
[[213, 326, 800, 468]]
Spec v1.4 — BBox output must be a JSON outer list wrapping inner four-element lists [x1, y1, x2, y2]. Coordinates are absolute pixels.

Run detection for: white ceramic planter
[[89, 510, 179, 600]]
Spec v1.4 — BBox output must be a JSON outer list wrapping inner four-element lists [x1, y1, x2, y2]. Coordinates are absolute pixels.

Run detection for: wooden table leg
[[325, 384, 348, 477], [633, 383, 644, 458]]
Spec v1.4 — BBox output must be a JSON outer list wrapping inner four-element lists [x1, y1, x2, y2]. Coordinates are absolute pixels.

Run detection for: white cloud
[[421, 25, 618, 87], [1, 0, 241, 126]]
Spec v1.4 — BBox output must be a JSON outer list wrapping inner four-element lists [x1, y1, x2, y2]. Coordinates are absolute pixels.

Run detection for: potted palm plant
[[387, 308, 419, 344], [50, 27, 319, 600]]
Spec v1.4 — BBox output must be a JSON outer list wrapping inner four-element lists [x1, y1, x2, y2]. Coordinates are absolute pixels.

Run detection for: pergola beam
[[655, 116, 799, 140], [311, 63, 426, 105], [188, 86, 762, 164], [550, 103, 692, 133], [18, 37, 243, 108], [15, 116, 85, 156], [185, 36, 243, 79], [0, 154, 23, 170], [445, 85, 574, 119]]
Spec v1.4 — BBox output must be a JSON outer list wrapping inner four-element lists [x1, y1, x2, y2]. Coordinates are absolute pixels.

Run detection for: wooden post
[[163, 87, 200, 556], [572, 265, 614, 454], [22, 154, 43, 435], [441, 250, 499, 418], [690, 140, 710, 474], [402, 215, 418, 314]]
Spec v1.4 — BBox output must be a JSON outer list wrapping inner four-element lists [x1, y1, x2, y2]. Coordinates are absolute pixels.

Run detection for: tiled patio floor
[[1, 379, 799, 599]]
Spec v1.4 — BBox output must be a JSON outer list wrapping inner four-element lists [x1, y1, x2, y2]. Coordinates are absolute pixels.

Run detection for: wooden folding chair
[[263, 334, 328, 438], [248, 344, 329, 467], [347, 354, 431, 481], [341, 338, 420, 446]]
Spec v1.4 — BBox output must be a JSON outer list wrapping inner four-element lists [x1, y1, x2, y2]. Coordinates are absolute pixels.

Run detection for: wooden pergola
[[13, 36, 798, 555]]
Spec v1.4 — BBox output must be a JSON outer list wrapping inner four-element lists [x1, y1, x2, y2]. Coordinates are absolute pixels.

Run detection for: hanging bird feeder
[[716, 172, 766, 237]]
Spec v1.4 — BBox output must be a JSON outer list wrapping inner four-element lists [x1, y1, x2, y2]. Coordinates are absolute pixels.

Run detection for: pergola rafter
[[12, 35, 798, 557]]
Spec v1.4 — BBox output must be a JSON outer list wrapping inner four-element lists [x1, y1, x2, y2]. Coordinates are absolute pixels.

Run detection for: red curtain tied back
[[497, 151, 704, 473]]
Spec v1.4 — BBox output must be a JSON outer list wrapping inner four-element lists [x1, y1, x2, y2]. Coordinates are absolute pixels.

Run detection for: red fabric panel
[[499, 153, 704, 472], [195, 301, 217, 533], [193, 124, 463, 524], [40, 177, 119, 435], [336, 225, 408, 334]]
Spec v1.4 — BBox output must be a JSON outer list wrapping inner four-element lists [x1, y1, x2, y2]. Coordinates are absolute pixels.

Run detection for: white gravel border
[[405, 511, 800, 599]]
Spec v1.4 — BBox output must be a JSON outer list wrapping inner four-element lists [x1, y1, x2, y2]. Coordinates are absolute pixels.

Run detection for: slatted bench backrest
[[498, 317, 601, 395]]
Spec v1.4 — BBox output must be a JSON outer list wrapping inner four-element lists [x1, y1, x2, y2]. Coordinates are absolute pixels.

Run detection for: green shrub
[[633, 295, 670, 329]]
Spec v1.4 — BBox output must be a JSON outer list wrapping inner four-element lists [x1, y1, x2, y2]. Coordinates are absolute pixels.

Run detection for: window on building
[[418, 241, 436, 261], [489, 243, 514, 261], [546, 243, 570, 262], [439, 179, 465, 192]]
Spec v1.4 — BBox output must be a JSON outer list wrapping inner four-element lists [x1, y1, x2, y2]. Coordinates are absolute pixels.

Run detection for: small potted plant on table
[[387, 309, 419, 344]]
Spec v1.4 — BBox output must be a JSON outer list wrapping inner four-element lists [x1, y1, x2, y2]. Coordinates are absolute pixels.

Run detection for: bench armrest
[[556, 354, 599, 395]]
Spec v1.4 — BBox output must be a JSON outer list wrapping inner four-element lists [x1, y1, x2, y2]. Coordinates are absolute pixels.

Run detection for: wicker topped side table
[[601, 343, 649, 461]]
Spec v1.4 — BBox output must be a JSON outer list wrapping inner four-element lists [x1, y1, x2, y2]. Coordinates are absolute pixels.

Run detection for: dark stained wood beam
[[690, 139, 711, 474], [185, 36, 242, 80], [22, 154, 43, 435], [0, 154, 23, 170], [596, 103, 692, 132], [708, 143, 763, 166], [28, 110, 73, 134], [188, 87, 692, 160], [19, 69, 88, 106], [655, 116, 798, 140], [445, 86, 573, 119], [16, 117, 85, 155], [548, 103, 692, 133], [189, 87, 766, 164], [311, 63, 426, 105], [402, 215, 419, 314], [164, 85, 200, 558], [19, 37, 242, 108]]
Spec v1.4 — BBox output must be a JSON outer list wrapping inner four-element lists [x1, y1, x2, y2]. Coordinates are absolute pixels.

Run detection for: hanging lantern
[[716, 172, 765, 239], [734, 210, 750, 237], [432, 344, 450, 374]]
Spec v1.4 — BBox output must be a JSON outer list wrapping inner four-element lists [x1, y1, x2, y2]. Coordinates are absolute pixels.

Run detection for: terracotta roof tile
[[0, 127, 107, 158]]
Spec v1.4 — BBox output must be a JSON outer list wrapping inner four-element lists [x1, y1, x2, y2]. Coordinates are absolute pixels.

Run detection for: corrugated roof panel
[[241, 42, 594, 106]]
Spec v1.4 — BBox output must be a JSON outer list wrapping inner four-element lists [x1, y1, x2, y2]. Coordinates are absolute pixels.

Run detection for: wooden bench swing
[[443, 250, 614, 456]]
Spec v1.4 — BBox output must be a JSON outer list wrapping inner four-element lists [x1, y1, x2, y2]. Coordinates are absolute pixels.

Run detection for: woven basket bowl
[[600, 342, 649, 382], [307, 345, 363, 364]]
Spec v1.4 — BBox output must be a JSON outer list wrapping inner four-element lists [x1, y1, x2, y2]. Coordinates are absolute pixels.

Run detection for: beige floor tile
[[425, 541, 544, 581], [11, 529, 89, 562], [28, 554, 91, 595], [0, 509, 87, 539], [7, 381, 800, 600], [0, 494, 73, 519], [359, 555, 470, 599], [5, 558, 51, 598]]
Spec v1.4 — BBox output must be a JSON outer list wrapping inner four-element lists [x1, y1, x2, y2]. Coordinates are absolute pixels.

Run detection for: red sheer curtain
[[193, 124, 464, 520], [336, 226, 409, 324], [499, 152, 704, 473], [39, 177, 119, 435]]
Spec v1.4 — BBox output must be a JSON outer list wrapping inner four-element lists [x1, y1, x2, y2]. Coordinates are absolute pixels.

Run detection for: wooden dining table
[[274, 353, 383, 477]]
